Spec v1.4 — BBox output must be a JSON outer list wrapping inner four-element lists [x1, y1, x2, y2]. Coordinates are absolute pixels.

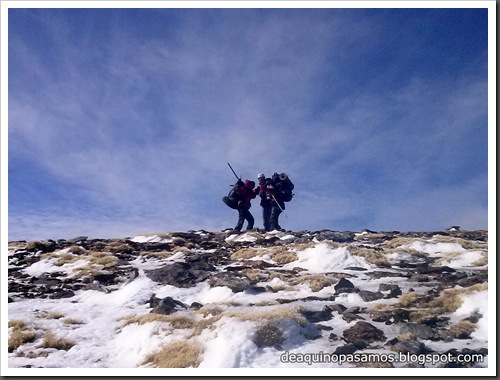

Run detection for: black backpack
[[272, 173, 295, 202], [222, 180, 244, 209]]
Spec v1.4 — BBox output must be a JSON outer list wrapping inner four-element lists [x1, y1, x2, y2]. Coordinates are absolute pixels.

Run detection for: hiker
[[223, 179, 257, 231], [267, 172, 294, 231], [257, 173, 272, 231]]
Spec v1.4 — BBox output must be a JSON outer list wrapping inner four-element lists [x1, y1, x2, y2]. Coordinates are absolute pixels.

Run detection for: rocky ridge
[[7, 228, 488, 368]]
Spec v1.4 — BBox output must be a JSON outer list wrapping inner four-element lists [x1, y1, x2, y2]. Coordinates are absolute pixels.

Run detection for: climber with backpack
[[222, 163, 258, 231], [267, 172, 294, 231], [257, 173, 272, 231]]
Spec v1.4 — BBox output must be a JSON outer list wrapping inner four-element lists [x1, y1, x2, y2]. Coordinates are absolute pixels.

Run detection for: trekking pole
[[227, 162, 241, 181], [270, 193, 287, 218]]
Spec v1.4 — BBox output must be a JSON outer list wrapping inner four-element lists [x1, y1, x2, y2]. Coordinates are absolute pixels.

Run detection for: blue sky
[[6, 5, 491, 240]]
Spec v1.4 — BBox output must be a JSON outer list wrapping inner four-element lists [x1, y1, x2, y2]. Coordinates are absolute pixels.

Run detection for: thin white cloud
[[7, 8, 489, 240]]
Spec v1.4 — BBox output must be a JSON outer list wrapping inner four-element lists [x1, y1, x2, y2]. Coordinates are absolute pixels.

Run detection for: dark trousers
[[235, 207, 254, 231], [269, 205, 282, 230], [262, 206, 272, 231]]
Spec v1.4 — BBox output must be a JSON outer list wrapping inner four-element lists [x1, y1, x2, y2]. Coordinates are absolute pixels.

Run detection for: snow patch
[[403, 241, 466, 255], [130, 235, 173, 243], [284, 243, 373, 273]]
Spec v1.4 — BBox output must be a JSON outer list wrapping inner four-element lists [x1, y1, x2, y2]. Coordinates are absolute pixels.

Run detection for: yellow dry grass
[[139, 250, 174, 259], [142, 340, 203, 368], [431, 235, 487, 250], [8, 320, 37, 353], [272, 251, 298, 265], [63, 318, 85, 325], [394, 283, 488, 315], [383, 237, 425, 249], [36, 311, 64, 320], [224, 305, 305, 324], [122, 313, 196, 329], [347, 246, 390, 267], [231, 248, 265, 260], [440, 320, 477, 340], [41, 332, 75, 350], [289, 274, 336, 292]]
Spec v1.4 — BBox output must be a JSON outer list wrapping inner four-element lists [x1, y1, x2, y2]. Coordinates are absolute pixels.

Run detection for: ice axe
[[227, 162, 241, 181]]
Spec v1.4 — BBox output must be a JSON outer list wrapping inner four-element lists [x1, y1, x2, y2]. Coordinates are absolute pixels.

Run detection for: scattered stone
[[358, 290, 385, 302], [253, 323, 284, 348], [301, 307, 333, 323], [334, 278, 354, 290], [343, 321, 386, 345], [342, 313, 365, 323], [150, 297, 187, 315], [327, 304, 347, 314], [314, 231, 355, 242], [388, 339, 428, 355], [396, 323, 438, 340], [208, 272, 251, 293], [145, 261, 215, 288], [7, 229, 488, 369]]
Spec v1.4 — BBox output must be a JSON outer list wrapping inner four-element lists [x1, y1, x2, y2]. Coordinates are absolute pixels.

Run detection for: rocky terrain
[[7, 228, 489, 370]]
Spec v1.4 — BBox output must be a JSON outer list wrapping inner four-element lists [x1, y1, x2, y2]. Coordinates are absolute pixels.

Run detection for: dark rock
[[151, 297, 187, 315], [343, 321, 386, 345], [369, 271, 408, 279], [301, 307, 333, 323], [327, 304, 347, 314], [456, 272, 488, 287], [93, 273, 117, 285], [408, 274, 430, 282], [418, 315, 450, 328], [253, 323, 284, 348], [67, 236, 88, 244], [148, 295, 161, 308], [334, 278, 354, 290], [459, 230, 487, 242], [389, 340, 427, 355], [464, 311, 483, 324], [334, 342, 366, 354], [30, 274, 62, 287], [300, 295, 336, 302], [48, 289, 75, 299], [335, 287, 360, 295], [358, 290, 384, 302], [145, 261, 215, 288], [344, 306, 362, 314], [25, 240, 58, 253], [246, 286, 267, 294], [342, 313, 365, 323], [317, 324, 333, 331], [417, 266, 456, 274], [190, 302, 204, 310], [378, 283, 402, 298], [315, 230, 355, 243], [208, 272, 251, 293], [328, 332, 338, 340], [396, 323, 438, 340], [370, 309, 410, 325]]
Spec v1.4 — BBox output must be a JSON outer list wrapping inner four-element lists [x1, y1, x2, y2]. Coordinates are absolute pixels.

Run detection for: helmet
[[257, 173, 265, 180], [279, 173, 287, 181]]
